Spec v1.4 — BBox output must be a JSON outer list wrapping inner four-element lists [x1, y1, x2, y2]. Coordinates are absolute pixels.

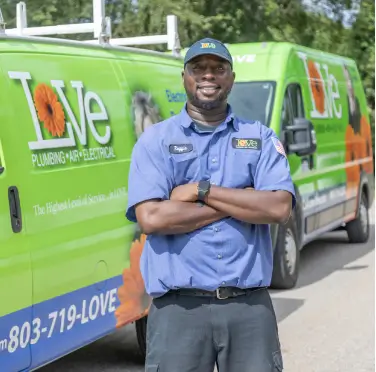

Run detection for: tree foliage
[[0, 0, 374, 128]]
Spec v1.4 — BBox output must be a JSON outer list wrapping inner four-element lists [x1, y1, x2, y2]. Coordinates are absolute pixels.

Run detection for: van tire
[[346, 192, 369, 244], [271, 216, 299, 290], [135, 316, 147, 359]]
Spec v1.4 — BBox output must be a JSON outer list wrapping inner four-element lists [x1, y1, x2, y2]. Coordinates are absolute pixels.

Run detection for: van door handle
[[8, 186, 22, 233]]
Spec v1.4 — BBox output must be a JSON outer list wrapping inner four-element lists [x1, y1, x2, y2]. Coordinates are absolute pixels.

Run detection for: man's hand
[[170, 183, 198, 202], [170, 184, 253, 203]]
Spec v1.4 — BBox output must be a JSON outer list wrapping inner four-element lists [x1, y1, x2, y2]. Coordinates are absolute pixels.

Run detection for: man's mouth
[[197, 85, 220, 95]]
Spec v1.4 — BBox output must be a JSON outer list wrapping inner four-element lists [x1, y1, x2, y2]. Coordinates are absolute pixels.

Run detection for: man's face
[[182, 54, 235, 110]]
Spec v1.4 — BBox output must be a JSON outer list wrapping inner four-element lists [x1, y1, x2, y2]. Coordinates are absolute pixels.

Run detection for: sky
[[302, 0, 360, 27]]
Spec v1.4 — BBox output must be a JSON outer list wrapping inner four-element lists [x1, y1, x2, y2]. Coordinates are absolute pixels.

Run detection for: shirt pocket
[[226, 149, 259, 188], [170, 151, 200, 185]]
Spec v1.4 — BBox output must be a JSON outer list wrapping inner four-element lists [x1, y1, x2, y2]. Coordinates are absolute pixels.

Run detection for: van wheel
[[135, 316, 147, 359], [271, 217, 299, 289], [346, 192, 369, 243]]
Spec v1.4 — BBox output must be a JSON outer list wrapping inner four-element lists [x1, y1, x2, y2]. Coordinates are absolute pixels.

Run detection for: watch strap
[[197, 180, 211, 201]]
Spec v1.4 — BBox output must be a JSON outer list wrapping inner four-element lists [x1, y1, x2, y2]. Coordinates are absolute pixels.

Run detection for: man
[[126, 37, 295, 372]]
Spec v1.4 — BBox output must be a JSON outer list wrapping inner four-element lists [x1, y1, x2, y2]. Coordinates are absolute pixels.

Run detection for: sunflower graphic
[[115, 234, 151, 328], [34, 83, 66, 137], [307, 60, 325, 114]]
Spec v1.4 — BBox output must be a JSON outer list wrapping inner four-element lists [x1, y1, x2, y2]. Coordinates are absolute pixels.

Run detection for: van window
[[281, 91, 293, 128], [287, 84, 305, 118], [228, 81, 276, 126]]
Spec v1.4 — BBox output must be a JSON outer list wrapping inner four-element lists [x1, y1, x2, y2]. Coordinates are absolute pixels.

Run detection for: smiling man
[[126, 37, 295, 372]]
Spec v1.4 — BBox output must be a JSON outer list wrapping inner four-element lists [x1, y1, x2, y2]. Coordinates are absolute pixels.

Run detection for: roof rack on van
[[0, 7, 5, 34], [1, 0, 181, 56]]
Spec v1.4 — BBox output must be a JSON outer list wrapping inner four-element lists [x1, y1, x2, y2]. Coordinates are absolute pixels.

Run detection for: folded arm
[[204, 186, 292, 224], [135, 199, 227, 235], [169, 128, 296, 225]]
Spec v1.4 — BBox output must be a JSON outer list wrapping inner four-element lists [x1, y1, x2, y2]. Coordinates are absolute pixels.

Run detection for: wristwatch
[[197, 180, 211, 202]]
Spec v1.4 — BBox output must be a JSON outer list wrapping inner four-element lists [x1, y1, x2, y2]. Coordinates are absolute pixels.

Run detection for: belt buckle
[[216, 288, 229, 300]]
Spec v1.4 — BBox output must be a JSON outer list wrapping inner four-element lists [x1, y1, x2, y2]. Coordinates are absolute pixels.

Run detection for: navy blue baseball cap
[[184, 38, 233, 68]]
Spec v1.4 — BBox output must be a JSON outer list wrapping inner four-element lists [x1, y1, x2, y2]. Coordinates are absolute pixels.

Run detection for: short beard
[[187, 89, 232, 110]]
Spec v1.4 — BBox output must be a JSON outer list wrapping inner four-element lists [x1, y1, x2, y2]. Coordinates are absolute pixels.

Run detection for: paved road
[[40, 211, 375, 372]]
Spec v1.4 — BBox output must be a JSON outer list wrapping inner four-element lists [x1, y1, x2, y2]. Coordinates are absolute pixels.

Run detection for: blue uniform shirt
[[126, 105, 296, 298]]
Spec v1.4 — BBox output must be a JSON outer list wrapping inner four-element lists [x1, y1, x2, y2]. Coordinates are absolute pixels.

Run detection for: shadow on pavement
[[40, 325, 145, 371], [294, 223, 375, 289], [271, 297, 305, 323], [268, 223, 374, 323]]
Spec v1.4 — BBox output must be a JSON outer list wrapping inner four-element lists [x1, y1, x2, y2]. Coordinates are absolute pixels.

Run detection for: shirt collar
[[178, 103, 239, 131]]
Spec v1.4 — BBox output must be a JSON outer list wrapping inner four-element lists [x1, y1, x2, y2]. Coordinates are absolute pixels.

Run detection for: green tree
[[347, 0, 375, 152], [1, 0, 373, 131], [347, 0, 375, 118]]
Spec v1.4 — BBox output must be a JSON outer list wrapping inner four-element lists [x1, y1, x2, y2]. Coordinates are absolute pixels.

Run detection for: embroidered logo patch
[[201, 42, 216, 49], [169, 144, 193, 154], [232, 138, 261, 150], [271, 137, 286, 157]]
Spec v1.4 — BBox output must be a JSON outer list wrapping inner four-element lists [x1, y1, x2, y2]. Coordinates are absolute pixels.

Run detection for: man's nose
[[201, 68, 216, 80]]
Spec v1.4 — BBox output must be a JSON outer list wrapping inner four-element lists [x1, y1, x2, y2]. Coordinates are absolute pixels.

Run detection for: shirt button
[[217, 254, 222, 259], [211, 158, 217, 163], [214, 227, 220, 232]]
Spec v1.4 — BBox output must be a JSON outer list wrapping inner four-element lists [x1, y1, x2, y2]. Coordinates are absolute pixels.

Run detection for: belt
[[170, 286, 267, 300]]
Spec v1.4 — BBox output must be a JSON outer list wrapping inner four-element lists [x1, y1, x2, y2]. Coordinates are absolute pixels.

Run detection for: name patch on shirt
[[169, 144, 193, 154], [232, 138, 261, 150]]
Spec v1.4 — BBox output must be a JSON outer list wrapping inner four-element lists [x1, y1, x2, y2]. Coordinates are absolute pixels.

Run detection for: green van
[[225, 42, 374, 289]]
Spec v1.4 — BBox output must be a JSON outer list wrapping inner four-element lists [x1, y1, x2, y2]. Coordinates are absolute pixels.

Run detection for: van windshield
[[228, 81, 276, 127]]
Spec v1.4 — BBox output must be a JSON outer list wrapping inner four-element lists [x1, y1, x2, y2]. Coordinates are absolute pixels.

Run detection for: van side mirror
[[284, 118, 317, 156]]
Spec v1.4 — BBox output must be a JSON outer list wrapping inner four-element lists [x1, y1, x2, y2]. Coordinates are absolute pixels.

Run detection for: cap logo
[[201, 42, 216, 49]]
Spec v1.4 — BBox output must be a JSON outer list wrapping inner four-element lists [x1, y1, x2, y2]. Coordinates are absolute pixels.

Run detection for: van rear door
[[0, 59, 33, 372]]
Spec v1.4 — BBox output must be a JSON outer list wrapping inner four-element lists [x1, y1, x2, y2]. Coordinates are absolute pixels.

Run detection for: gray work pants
[[145, 288, 283, 372]]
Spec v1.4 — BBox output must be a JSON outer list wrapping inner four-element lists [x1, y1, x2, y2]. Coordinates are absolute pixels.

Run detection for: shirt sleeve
[[125, 132, 173, 223], [254, 125, 296, 209]]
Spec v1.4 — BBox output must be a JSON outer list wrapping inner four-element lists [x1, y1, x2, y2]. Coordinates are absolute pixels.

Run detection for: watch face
[[200, 180, 210, 190], [198, 180, 210, 201]]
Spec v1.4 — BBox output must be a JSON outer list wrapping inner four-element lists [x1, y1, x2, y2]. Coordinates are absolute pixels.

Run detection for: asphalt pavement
[[40, 207, 375, 372]]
